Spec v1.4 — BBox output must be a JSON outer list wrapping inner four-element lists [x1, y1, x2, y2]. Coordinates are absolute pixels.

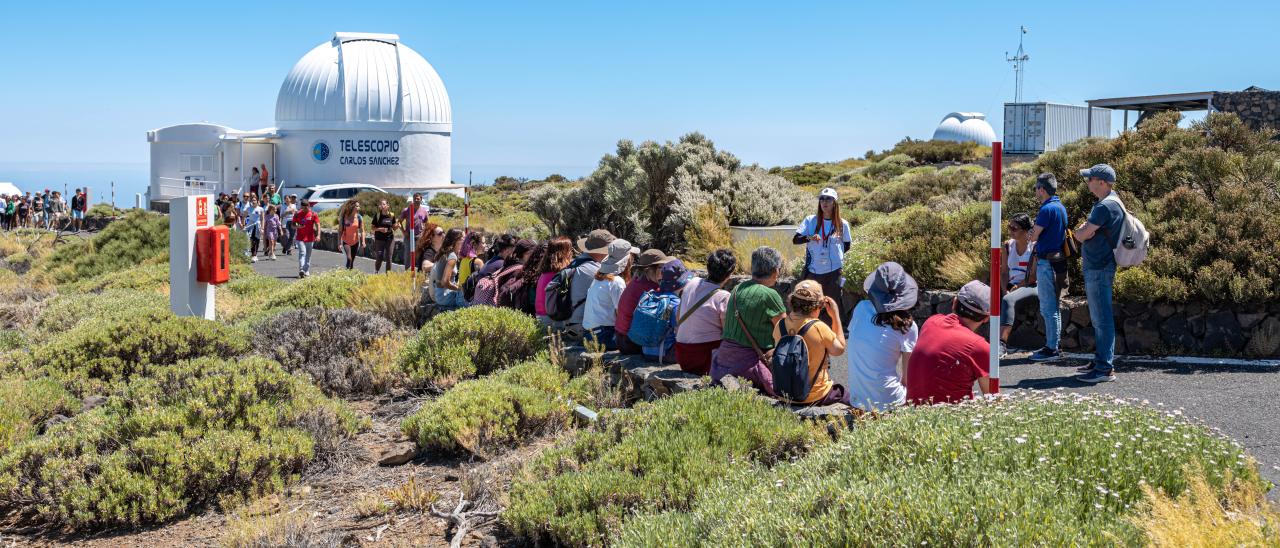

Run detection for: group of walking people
[[0, 188, 89, 232]]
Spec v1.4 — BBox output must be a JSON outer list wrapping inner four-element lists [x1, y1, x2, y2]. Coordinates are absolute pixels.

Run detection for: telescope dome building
[[147, 32, 457, 210], [931, 112, 997, 147]]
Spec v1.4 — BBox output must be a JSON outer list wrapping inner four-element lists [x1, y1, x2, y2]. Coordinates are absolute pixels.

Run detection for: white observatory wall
[[150, 140, 220, 200], [277, 130, 451, 194]]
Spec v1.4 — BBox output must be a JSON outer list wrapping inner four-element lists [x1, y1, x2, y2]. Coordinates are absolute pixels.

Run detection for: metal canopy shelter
[[1086, 91, 1218, 132]]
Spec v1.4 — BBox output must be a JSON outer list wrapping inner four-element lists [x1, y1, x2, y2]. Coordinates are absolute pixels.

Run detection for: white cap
[[819, 187, 838, 200]]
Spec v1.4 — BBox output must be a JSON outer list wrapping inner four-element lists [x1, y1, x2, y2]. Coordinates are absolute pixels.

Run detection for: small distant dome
[[275, 32, 451, 132], [932, 112, 996, 146]]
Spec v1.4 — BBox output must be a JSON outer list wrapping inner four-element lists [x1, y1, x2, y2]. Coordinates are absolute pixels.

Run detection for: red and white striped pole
[[988, 141, 1003, 394]]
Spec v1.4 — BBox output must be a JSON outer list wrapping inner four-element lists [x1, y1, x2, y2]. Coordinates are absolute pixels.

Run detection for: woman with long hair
[[535, 236, 575, 327], [582, 239, 633, 351], [337, 199, 364, 269], [370, 199, 397, 273], [431, 228, 467, 310], [416, 222, 445, 273], [511, 241, 548, 314], [793, 187, 852, 329], [846, 262, 919, 412]]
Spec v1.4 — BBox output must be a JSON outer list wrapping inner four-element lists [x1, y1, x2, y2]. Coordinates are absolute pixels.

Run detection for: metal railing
[[157, 177, 222, 198]]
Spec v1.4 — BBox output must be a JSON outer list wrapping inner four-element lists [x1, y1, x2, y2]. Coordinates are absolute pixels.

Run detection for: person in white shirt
[[582, 239, 633, 351], [793, 187, 853, 330], [846, 262, 920, 413]]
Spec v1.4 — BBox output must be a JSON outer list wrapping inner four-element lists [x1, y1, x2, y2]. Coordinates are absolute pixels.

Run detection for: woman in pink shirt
[[535, 236, 574, 328], [674, 249, 737, 375]]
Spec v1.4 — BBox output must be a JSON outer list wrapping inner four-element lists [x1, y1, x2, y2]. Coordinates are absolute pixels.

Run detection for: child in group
[[263, 205, 282, 261]]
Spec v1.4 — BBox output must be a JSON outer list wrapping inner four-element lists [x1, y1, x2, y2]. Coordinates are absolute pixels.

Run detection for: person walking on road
[[338, 199, 365, 270], [1072, 164, 1124, 384], [292, 200, 320, 278], [263, 204, 282, 261], [371, 199, 396, 273]]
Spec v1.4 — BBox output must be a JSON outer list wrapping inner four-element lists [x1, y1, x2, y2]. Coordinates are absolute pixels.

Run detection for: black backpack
[[769, 319, 826, 404], [544, 257, 590, 322]]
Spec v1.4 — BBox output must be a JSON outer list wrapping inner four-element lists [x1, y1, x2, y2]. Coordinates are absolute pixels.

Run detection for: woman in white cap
[[846, 262, 919, 412], [582, 239, 633, 351], [794, 187, 852, 329]]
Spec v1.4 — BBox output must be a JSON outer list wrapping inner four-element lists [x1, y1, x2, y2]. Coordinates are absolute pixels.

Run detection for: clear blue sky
[[0, 0, 1275, 198]]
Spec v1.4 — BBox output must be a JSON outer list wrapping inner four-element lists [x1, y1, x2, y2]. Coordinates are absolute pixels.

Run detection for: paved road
[[258, 253, 1280, 495], [831, 349, 1280, 496]]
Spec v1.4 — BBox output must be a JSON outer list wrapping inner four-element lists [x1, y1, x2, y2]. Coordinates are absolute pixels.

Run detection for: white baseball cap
[[819, 187, 838, 200]]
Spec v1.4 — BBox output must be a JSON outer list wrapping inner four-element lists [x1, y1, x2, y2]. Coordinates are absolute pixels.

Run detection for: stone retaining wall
[[1214, 88, 1280, 132]]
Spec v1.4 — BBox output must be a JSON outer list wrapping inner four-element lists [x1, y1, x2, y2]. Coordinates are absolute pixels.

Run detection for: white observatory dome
[[931, 112, 996, 147], [275, 32, 451, 132]]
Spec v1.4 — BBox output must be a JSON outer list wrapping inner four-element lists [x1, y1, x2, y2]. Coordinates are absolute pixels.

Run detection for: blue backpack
[[628, 291, 680, 348], [770, 319, 826, 404]]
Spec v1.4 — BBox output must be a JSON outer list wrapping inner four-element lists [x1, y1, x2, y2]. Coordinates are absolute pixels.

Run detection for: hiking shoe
[[250, 256, 258, 263], [1077, 369, 1116, 384], [999, 341, 1008, 359], [1029, 347, 1061, 362], [1076, 362, 1096, 374], [299, 270, 306, 279]]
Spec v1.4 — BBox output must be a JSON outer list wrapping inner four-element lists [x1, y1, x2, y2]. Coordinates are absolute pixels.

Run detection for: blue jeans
[[434, 288, 467, 309], [296, 241, 314, 274], [1084, 266, 1117, 371], [1035, 260, 1061, 350], [588, 326, 617, 351]]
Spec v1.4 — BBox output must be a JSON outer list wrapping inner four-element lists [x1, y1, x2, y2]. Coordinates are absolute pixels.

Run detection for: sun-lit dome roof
[[275, 32, 451, 132], [932, 112, 996, 146]]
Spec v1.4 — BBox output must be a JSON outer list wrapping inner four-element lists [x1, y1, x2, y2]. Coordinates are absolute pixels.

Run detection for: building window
[[181, 154, 215, 173]]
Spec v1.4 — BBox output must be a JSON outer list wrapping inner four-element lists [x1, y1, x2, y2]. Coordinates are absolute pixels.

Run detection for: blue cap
[[1079, 164, 1116, 183], [659, 259, 691, 292]]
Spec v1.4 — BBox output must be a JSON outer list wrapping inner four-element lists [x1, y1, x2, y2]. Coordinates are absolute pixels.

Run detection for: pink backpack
[[470, 264, 521, 306]]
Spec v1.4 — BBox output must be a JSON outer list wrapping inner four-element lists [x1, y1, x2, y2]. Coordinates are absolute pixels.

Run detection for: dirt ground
[[1, 395, 549, 547]]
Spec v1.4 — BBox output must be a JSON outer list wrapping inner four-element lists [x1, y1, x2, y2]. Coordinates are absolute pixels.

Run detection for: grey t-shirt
[[1083, 193, 1124, 271], [568, 252, 601, 327]]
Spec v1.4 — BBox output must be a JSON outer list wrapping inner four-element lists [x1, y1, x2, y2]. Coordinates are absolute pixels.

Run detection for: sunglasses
[[819, 196, 835, 202]]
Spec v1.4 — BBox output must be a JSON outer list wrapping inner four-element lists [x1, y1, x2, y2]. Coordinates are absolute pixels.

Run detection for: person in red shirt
[[292, 201, 320, 278], [615, 249, 671, 354], [906, 280, 995, 404]]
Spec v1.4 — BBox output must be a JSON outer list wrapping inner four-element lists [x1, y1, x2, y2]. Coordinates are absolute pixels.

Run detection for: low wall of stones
[[1214, 88, 1280, 132]]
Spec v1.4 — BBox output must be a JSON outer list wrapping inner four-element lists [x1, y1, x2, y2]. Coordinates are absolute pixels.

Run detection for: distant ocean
[[0, 162, 591, 205]]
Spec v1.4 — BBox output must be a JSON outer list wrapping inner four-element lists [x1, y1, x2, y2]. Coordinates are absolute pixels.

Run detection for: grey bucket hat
[[863, 262, 918, 313]]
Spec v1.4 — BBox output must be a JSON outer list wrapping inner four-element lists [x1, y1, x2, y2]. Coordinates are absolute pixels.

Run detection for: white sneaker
[[251, 256, 257, 263]]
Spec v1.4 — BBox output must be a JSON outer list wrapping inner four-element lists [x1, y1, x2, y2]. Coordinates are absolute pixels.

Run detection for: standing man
[[398, 192, 429, 271], [70, 188, 85, 232], [1072, 164, 1123, 383], [1026, 173, 1069, 361], [292, 200, 320, 278]]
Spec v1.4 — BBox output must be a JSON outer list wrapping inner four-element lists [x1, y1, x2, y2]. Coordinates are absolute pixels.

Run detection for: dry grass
[[728, 233, 807, 276], [357, 334, 410, 393], [1134, 465, 1280, 547], [222, 494, 343, 548], [937, 251, 989, 288], [348, 271, 423, 327]]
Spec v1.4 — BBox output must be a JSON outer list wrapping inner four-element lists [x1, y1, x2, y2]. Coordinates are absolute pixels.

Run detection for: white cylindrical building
[[147, 32, 458, 210], [931, 112, 997, 147]]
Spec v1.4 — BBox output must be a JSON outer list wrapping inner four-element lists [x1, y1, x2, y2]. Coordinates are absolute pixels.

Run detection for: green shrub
[[398, 306, 543, 387], [354, 191, 408, 219], [402, 357, 576, 455], [617, 392, 1263, 546], [67, 262, 170, 294], [503, 389, 822, 546], [84, 203, 123, 219], [0, 376, 78, 455], [429, 192, 464, 209], [33, 311, 250, 395], [858, 153, 913, 180], [222, 265, 286, 298], [872, 137, 991, 164], [348, 271, 422, 327], [1115, 267, 1191, 303], [272, 268, 366, 310], [33, 289, 168, 336], [857, 165, 987, 213], [38, 211, 169, 284], [682, 203, 732, 263], [252, 308, 396, 396], [0, 356, 359, 528]]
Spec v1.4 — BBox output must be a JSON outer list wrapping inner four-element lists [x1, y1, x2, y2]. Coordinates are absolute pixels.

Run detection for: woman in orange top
[[337, 199, 365, 269], [772, 279, 849, 406]]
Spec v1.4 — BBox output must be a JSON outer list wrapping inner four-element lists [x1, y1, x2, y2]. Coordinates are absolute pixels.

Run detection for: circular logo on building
[[312, 141, 331, 163]]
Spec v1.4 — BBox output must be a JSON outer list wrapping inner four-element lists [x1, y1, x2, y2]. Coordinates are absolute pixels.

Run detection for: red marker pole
[[988, 142, 1003, 394]]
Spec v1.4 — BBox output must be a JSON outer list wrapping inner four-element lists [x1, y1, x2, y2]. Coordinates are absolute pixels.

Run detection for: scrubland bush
[[33, 289, 167, 335], [429, 192, 465, 209], [1134, 465, 1280, 546], [0, 376, 78, 454], [1114, 267, 1191, 303], [36, 211, 169, 284], [858, 153, 913, 180], [68, 262, 170, 294], [871, 137, 991, 164], [33, 311, 249, 395], [402, 357, 576, 456], [503, 389, 821, 546], [348, 271, 422, 327], [0, 356, 359, 528], [398, 306, 543, 388], [617, 392, 1263, 546], [681, 203, 732, 262], [858, 165, 988, 213], [272, 269, 366, 310], [252, 308, 396, 396]]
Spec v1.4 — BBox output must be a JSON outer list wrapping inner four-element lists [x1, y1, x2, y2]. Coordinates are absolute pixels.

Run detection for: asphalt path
[[255, 252, 1280, 496]]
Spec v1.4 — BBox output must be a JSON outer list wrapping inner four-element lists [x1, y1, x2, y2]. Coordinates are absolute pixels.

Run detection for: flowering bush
[[618, 391, 1264, 546], [503, 388, 822, 546]]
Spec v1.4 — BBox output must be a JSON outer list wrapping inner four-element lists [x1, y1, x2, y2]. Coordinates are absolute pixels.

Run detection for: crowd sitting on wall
[[0, 188, 89, 232], [211, 162, 1128, 408]]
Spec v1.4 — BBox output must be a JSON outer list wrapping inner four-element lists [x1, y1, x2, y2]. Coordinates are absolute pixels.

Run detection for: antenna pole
[[1006, 26, 1030, 103]]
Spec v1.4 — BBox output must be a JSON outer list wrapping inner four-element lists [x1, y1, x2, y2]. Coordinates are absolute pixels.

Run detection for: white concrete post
[[170, 195, 216, 320]]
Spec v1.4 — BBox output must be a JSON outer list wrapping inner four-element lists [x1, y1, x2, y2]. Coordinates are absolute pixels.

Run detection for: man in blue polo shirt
[[1027, 172, 1068, 361], [1072, 164, 1124, 383]]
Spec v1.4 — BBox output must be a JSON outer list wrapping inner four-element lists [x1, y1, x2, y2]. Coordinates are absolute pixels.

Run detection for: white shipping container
[[1003, 103, 1111, 154]]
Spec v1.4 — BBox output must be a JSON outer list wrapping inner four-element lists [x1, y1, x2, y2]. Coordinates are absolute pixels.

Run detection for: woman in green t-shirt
[[710, 246, 787, 397]]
